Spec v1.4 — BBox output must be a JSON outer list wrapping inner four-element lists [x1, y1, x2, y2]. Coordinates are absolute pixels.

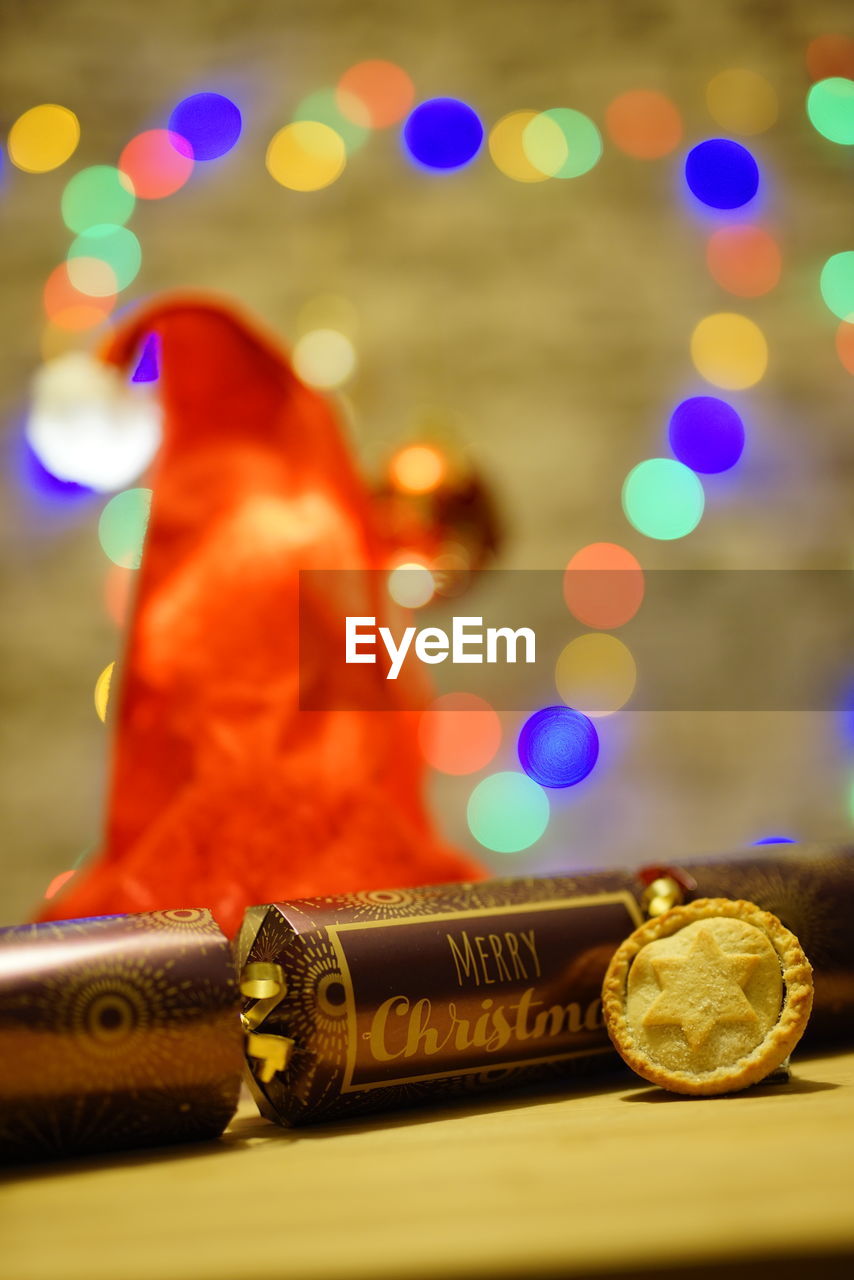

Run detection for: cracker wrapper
[[0, 908, 243, 1161], [240, 844, 854, 1126]]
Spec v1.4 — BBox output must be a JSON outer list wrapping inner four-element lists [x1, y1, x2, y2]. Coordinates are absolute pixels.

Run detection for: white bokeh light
[[26, 352, 162, 492], [292, 328, 357, 390]]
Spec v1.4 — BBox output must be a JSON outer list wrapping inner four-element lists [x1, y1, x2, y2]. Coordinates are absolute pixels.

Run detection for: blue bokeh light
[[753, 836, 796, 846], [168, 93, 242, 161], [839, 680, 854, 750], [16, 433, 95, 507], [684, 139, 759, 210], [131, 333, 159, 383], [402, 98, 484, 171], [668, 396, 745, 474], [517, 706, 599, 789]]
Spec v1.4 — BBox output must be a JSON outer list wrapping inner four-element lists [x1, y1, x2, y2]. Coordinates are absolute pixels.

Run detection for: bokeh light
[[622, 458, 705, 540], [604, 90, 682, 158], [68, 225, 142, 292], [418, 692, 502, 774], [41, 319, 112, 362], [836, 321, 854, 375], [61, 165, 135, 233], [690, 313, 768, 389], [668, 396, 745, 473], [337, 61, 415, 128], [295, 87, 370, 153], [168, 92, 242, 160], [389, 443, 447, 494], [488, 111, 550, 182], [387, 562, 434, 608], [266, 122, 346, 190], [402, 98, 484, 171], [684, 139, 759, 210], [524, 108, 602, 179], [706, 225, 781, 296], [518, 705, 599, 789], [705, 69, 778, 135], [94, 661, 115, 722], [43, 263, 115, 332], [563, 542, 645, 629], [555, 634, 637, 716], [131, 333, 160, 383], [27, 353, 161, 491], [292, 328, 356, 388], [819, 251, 854, 320], [98, 487, 152, 567], [467, 771, 549, 853], [119, 130, 194, 198], [44, 869, 76, 901], [64, 256, 120, 300], [806, 77, 854, 145], [7, 104, 80, 173], [806, 36, 854, 83]]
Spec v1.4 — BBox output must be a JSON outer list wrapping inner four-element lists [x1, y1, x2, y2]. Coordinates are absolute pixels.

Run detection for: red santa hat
[[38, 295, 484, 934]]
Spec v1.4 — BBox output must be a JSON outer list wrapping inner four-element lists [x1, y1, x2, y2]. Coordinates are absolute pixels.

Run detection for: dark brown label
[[327, 894, 641, 1091]]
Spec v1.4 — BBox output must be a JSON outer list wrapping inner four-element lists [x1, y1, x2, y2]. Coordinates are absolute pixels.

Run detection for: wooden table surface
[[3, 1049, 853, 1280]]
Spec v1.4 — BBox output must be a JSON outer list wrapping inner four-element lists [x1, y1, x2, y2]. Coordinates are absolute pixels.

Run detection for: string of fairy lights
[[4, 42, 852, 895]]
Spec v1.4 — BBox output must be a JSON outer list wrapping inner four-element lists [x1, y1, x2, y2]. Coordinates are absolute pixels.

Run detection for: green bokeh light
[[820, 251, 854, 320], [98, 487, 152, 568], [524, 108, 602, 179], [806, 77, 854, 146], [622, 458, 705, 540], [294, 87, 369, 154], [467, 771, 549, 853], [68, 224, 142, 292], [61, 165, 136, 233]]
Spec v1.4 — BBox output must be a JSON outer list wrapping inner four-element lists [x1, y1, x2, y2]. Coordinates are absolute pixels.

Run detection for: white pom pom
[[26, 352, 162, 492]]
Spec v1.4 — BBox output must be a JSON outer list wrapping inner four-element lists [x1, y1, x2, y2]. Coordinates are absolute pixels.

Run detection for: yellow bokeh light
[[555, 633, 637, 717], [389, 444, 447, 494], [8, 104, 80, 173], [488, 111, 550, 183], [41, 322, 111, 363], [522, 113, 569, 177], [292, 328, 357, 389], [94, 661, 115, 722], [266, 122, 346, 191], [706, 69, 778, 135], [388, 562, 435, 609], [690, 313, 768, 390]]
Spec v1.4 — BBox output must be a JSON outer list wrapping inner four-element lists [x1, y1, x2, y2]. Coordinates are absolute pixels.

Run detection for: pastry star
[[642, 926, 761, 1049]]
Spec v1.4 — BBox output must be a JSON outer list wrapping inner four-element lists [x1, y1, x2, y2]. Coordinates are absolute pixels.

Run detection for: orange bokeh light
[[806, 34, 854, 82], [604, 90, 683, 159], [389, 444, 447, 494], [418, 692, 502, 775], [44, 869, 76, 900], [119, 130, 194, 199], [706, 225, 781, 297], [836, 321, 854, 375], [564, 542, 645, 629], [336, 60, 415, 128], [43, 262, 115, 332]]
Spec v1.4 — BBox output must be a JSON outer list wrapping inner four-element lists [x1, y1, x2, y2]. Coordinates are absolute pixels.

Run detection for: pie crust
[[601, 897, 813, 1095]]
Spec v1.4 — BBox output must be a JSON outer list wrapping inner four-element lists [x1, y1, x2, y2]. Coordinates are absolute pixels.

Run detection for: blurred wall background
[[1, 0, 852, 924]]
